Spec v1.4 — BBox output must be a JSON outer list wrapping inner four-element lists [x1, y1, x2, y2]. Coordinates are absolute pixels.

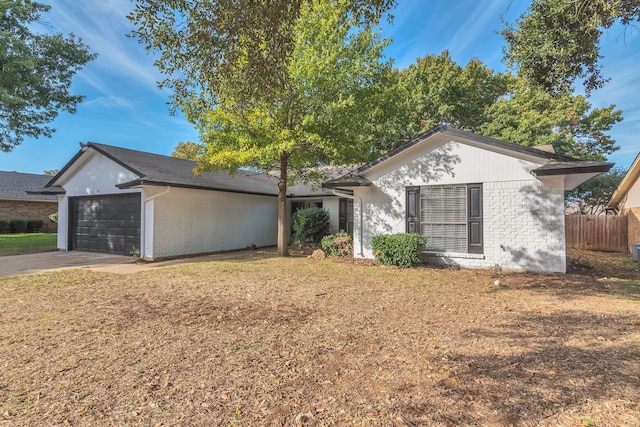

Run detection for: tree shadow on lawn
[[396, 311, 640, 426]]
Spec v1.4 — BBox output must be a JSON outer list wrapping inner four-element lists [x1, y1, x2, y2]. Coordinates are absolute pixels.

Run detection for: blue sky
[[1, 0, 638, 174]]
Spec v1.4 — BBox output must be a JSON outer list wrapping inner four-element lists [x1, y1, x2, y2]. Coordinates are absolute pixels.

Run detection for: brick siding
[[0, 200, 58, 233]]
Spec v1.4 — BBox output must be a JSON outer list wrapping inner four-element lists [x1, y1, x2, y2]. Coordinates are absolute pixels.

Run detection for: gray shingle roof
[[53, 143, 280, 196], [0, 171, 58, 201]]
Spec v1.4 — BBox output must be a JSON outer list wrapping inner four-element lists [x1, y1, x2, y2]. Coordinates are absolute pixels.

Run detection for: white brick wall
[[352, 140, 568, 273], [150, 187, 278, 259]]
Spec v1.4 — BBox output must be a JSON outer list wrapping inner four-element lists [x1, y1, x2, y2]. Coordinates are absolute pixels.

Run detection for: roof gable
[[324, 126, 612, 190], [45, 143, 281, 197]]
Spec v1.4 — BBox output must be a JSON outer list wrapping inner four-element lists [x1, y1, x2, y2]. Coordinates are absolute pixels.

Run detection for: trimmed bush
[[371, 233, 426, 268], [292, 207, 330, 244], [0, 220, 9, 234], [9, 220, 27, 233], [321, 231, 353, 257], [26, 220, 44, 232]]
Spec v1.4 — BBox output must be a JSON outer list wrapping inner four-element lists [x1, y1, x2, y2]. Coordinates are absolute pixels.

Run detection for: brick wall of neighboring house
[[625, 207, 640, 248], [0, 200, 58, 233]]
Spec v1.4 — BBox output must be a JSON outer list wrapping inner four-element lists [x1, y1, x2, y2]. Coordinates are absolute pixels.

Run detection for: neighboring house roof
[[609, 152, 640, 208], [324, 126, 613, 189], [0, 171, 58, 201]]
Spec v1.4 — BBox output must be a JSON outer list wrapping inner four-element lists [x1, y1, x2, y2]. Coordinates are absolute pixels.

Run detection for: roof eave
[[117, 180, 278, 197], [322, 180, 372, 189], [531, 163, 613, 177]]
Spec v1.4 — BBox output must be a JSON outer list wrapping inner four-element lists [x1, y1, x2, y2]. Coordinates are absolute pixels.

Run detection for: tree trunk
[[276, 153, 289, 257]]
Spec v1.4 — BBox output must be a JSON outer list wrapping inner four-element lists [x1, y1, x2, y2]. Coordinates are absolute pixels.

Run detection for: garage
[[69, 194, 141, 255]]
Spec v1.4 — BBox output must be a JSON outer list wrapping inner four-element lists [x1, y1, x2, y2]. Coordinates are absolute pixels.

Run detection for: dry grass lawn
[[0, 249, 639, 426]]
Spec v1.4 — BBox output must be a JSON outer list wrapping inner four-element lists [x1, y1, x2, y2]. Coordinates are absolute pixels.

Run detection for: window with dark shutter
[[413, 183, 483, 254]]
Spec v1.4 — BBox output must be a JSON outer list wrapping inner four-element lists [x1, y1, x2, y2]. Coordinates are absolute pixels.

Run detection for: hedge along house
[[324, 126, 613, 273], [0, 171, 58, 233], [30, 143, 352, 259]]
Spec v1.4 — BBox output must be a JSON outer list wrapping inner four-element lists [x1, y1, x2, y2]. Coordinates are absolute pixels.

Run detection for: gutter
[[331, 188, 364, 258], [141, 186, 171, 259]]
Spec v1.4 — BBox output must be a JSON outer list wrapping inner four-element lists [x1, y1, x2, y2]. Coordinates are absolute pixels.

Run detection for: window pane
[[420, 184, 467, 253]]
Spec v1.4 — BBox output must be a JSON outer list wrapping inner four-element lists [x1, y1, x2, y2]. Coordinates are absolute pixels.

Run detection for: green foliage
[[0, 220, 9, 234], [479, 76, 622, 160], [48, 212, 58, 223], [9, 220, 27, 233], [171, 141, 202, 160], [292, 207, 330, 245], [395, 52, 508, 139], [129, 0, 395, 256], [566, 167, 626, 214], [26, 220, 43, 232], [321, 231, 353, 256], [371, 233, 426, 268], [386, 54, 622, 160], [0, 0, 96, 151], [502, 0, 640, 94]]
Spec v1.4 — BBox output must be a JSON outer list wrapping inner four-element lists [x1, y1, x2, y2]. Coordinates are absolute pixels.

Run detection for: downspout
[[331, 188, 364, 257], [141, 186, 171, 259]]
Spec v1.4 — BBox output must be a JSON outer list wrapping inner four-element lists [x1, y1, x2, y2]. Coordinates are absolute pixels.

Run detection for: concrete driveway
[[0, 248, 274, 279]]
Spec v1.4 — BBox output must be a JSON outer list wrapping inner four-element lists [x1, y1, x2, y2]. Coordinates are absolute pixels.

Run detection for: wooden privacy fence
[[565, 215, 628, 252]]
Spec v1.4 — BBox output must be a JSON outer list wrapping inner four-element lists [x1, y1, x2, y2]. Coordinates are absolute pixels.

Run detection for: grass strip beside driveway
[[0, 233, 57, 256]]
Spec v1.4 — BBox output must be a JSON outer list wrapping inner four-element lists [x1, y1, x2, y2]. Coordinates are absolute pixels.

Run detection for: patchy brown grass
[[1, 250, 639, 426]]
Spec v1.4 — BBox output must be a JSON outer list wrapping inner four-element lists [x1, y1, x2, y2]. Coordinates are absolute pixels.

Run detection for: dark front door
[[69, 194, 141, 255]]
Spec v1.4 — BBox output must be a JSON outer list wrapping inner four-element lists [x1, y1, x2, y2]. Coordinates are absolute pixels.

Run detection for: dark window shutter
[[406, 186, 420, 233], [338, 198, 347, 232], [467, 184, 483, 254]]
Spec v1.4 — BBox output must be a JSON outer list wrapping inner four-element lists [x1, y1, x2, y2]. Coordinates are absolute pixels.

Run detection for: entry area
[[69, 193, 141, 255]]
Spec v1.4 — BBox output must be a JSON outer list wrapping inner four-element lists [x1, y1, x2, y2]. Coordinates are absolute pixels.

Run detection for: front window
[[406, 184, 483, 254], [421, 185, 468, 252]]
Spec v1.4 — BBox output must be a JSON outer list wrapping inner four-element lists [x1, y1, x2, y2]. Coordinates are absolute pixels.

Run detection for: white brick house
[[324, 126, 612, 273], [29, 142, 348, 260], [32, 143, 281, 260]]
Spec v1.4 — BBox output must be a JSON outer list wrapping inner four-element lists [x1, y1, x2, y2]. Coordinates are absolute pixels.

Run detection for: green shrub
[[26, 220, 44, 233], [0, 220, 9, 233], [49, 212, 58, 223], [371, 233, 426, 268], [292, 207, 330, 244], [9, 220, 27, 233], [321, 231, 353, 256]]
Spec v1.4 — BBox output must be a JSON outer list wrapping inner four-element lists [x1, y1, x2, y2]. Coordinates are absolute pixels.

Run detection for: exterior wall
[[616, 173, 640, 251], [620, 175, 640, 209], [353, 140, 567, 273], [149, 187, 278, 259], [0, 200, 58, 232], [624, 207, 640, 248], [56, 151, 141, 250]]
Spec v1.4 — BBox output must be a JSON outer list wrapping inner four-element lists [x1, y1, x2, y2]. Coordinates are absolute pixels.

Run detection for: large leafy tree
[[502, 0, 640, 94], [0, 0, 96, 151], [394, 52, 508, 140], [389, 53, 621, 161], [480, 75, 622, 160], [129, 0, 395, 256]]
